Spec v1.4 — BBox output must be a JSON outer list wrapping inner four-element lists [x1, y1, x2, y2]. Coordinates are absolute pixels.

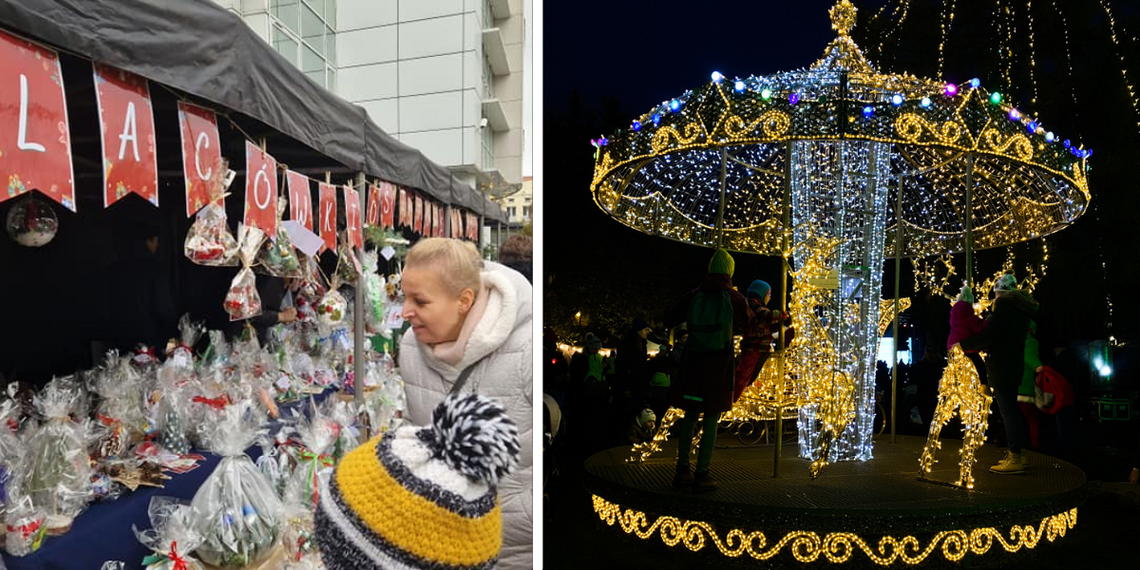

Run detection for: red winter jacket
[[947, 300, 986, 351]]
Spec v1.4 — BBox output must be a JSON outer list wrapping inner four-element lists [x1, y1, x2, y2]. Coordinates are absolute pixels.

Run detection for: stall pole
[[354, 172, 367, 429]]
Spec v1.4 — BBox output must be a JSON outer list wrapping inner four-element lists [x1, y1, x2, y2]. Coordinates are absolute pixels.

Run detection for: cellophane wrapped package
[[133, 496, 207, 570], [190, 401, 283, 567], [25, 380, 92, 534], [185, 203, 238, 267], [225, 224, 266, 321]]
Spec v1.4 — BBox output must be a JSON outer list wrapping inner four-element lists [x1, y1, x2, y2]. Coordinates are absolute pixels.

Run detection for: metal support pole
[[353, 172, 367, 428], [714, 147, 729, 248], [964, 154, 975, 288], [774, 141, 793, 478], [890, 170, 904, 444]]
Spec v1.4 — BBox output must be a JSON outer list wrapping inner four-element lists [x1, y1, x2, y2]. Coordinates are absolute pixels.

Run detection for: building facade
[[214, 0, 526, 193]]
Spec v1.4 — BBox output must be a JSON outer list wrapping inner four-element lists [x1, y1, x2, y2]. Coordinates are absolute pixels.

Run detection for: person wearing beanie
[[397, 238, 532, 569], [625, 408, 657, 444], [733, 279, 793, 402], [955, 274, 1039, 474], [948, 284, 988, 385], [664, 249, 754, 493], [316, 393, 520, 569]]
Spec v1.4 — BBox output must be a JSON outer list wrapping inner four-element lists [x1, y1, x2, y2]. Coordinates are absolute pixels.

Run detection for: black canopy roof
[[0, 0, 504, 221]]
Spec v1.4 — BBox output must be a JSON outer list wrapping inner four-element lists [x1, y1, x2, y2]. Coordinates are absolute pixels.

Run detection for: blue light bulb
[[1063, 139, 1071, 148], [1027, 121, 1038, 133], [632, 120, 641, 132], [863, 106, 874, 117], [652, 113, 661, 126], [891, 94, 903, 106], [969, 78, 981, 89], [670, 99, 680, 111], [920, 97, 932, 108], [734, 80, 745, 92], [1045, 132, 1055, 143], [711, 71, 724, 83]]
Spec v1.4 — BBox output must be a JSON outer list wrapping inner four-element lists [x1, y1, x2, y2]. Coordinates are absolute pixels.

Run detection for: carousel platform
[[583, 435, 1084, 565]]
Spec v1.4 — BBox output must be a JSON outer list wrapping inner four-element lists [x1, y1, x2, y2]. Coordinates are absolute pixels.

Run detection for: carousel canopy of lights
[[590, 0, 1090, 259]]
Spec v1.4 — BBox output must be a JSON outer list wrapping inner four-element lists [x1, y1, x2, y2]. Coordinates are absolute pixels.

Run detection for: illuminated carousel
[[583, 1, 1087, 564]]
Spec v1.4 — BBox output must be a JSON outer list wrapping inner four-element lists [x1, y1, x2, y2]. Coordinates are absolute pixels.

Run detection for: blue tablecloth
[[2, 387, 336, 569]]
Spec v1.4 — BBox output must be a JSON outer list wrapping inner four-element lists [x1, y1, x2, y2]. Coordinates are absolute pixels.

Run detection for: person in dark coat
[[665, 248, 753, 492], [243, 274, 297, 345], [614, 317, 652, 425], [105, 227, 178, 353], [955, 274, 1038, 474]]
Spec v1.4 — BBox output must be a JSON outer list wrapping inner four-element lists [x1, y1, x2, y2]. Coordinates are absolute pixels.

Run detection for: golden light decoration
[[592, 494, 1077, 565], [918, 345, 993, 489], [628, 406, 686, 463], [830, 0, 858, 37], [878, 297, 911, 336]]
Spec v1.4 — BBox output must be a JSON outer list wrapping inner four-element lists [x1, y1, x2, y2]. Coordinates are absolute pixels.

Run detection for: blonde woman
[[398, 237, 533, 570]]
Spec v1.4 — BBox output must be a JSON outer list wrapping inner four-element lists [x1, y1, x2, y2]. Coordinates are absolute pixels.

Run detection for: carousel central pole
[[965, 154, 975, 287], [890, 171, 903, 444], [715, 147, 728, 248], [774, 141, 793, 478]]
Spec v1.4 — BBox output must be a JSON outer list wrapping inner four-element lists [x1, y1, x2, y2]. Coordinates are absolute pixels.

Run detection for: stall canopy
[[0, 0, 503, 221]]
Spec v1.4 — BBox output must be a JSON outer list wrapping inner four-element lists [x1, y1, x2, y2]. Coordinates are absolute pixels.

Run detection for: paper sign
[[244, 141, 279, 238], [415, 194, 424, 234], [366, 182, 380, 227], [386, 306, 405, 330], [94, 63, 158, 208], [177, 102, 221, 217], [380, 182, 395, 229], [380, 245, 396, 260], [0, 29, 75, 211], [286, 170, 312, 232], [318, 182, 337, 253], [344, 185, 363, 249], [281, 220, 323, 257]]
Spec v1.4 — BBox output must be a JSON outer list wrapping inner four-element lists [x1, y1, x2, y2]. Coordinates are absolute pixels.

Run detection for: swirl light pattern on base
[[592, 494, 1077, 565]]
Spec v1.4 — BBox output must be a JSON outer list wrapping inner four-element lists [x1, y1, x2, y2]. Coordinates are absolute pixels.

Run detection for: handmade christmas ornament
[[315, 276, 347, 329], [158, 409, 191, 456], [258, 197, 302, 278], [315, 393, 520, 569], [184, 203, 238, 266], [5, 193, 58, 247], [224, 224, 267, 321]]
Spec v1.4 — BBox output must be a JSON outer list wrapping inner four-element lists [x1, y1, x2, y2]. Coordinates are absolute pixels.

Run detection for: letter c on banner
[[194, 132, 212, 181], [253, 166, 272, 210]]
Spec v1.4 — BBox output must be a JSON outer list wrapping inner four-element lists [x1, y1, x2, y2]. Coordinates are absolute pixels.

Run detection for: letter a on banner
[[380, 182, 395, 229], [94, 63, 158, 208], [318, 182, 337, 253], [177, 102, 221, 217], [344, 185, 363, 249], [0, 30, 75, 211], [286, 170, 312, 232], [244, 141, 279, 238]]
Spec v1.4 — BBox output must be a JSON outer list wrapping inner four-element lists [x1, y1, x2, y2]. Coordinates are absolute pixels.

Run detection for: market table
[[1, 388, 337, 569]]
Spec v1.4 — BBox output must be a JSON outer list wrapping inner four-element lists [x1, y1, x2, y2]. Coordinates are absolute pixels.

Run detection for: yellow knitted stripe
[[335, 439, 502, 566]]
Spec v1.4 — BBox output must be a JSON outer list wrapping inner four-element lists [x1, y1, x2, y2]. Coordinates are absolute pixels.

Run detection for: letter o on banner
[[244, 140, 279, 238]]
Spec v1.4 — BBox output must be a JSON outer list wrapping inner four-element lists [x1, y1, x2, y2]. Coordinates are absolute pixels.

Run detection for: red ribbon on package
[[380, 182, 395, 229], [8, 518, 41, 539], [286, 170, 313, 232], [344, 185, 363, 249], [191, 395, 229, 410], [366, 182, 380, 228], [177, 101, 222, 217], [0, 29, 75, 211], [169, 540, 189, 570], [318, 182, 337, 253], [244, 141, 279, 238], [94, 63, 158, 209]]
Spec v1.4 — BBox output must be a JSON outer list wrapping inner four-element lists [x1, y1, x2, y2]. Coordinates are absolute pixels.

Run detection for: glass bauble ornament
[[6, 194, 58, 247]]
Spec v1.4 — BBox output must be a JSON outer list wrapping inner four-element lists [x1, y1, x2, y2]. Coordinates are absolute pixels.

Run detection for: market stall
[[0, 0, 504, 568]]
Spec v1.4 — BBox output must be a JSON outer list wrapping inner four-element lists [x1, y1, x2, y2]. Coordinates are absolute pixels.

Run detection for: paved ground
[[543, 420, 1140, 569]]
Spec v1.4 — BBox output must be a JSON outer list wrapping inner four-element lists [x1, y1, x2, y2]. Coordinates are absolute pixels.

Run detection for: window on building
[[269, 0, 336, 92], [508, 197, 514, 204], [508, 207, 516, 218], [272, 24, 299, 64], [302, 45, 325, 87], [523, 206, 531, 220], [271, 0, 300, 35], [301, 2, 324, 55]]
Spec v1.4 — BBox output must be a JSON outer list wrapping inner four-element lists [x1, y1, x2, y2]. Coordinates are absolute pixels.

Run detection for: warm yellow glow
[[878, 298, 912, 336], [592, 494, 1077, 565], [918, 345, 992, 489]]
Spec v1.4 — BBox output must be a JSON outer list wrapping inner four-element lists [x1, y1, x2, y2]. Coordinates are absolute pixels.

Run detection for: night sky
[[543, 0, 1140, 368]]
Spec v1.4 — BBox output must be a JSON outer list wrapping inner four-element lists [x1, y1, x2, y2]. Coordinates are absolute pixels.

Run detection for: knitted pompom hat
[[316, 393, 520, 569], [746, 280, 771, 300], [708, 248, 735, 277], [994, 274, 1018, 293]]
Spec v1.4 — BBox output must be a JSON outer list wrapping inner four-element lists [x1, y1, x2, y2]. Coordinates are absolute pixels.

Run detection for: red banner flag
[[94, 63, 158, 209], [400, 188, 411, 228], [344, 185, 363, 250], [415, 195, 425, 234], [244, 141, 279, 238], [177, 102, 221, 217], [0, 30, 75, 211], [435, 204, 443, 237], [366, 182, 380, 228], [380, 182, 395, 229], [318, 182, 337, 253], [286, 170, 312, 232], [428, 202, 436, 236], [468, 212, 479, 241], [450, 209, 461, 238]]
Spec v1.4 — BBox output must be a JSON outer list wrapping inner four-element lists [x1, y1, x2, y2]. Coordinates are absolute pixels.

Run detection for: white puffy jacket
[[399, 261, 532, 570]]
